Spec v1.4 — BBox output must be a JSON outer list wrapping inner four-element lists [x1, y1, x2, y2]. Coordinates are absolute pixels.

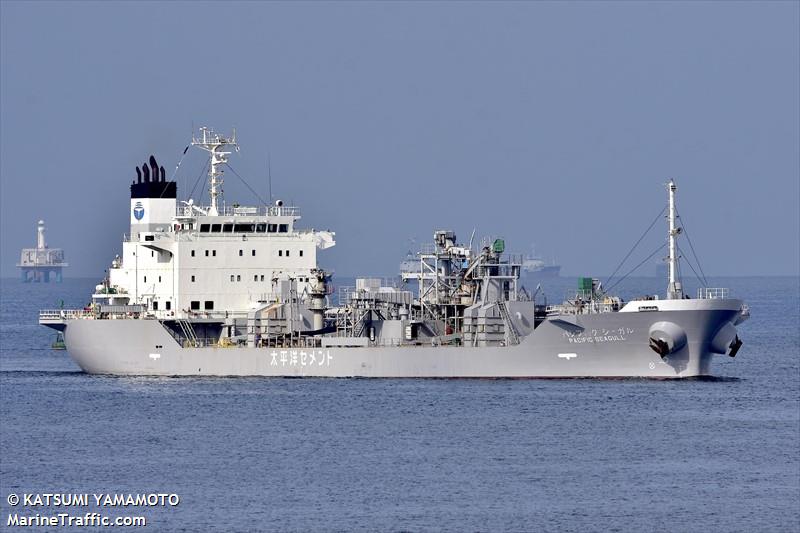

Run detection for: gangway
[[176, 319, 199, 347], [497, 301, 520, 346]]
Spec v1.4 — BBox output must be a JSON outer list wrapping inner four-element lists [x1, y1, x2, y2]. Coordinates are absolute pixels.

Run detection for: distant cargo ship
[[522, 248, 561, 277]]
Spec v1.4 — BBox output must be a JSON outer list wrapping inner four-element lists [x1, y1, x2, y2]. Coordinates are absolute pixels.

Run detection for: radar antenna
[[191, 127, 238, 216]]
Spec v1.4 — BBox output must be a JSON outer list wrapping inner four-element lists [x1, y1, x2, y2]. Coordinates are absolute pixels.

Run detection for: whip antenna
[[268, 153, 273, 204]]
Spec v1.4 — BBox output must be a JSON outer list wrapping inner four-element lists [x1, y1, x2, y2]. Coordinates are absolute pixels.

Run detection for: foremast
[[667, 179, 683, 299], [191, 127, 238, 216]]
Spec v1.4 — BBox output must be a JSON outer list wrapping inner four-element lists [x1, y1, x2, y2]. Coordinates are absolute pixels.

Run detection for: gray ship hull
[[54, 303, 744, 378]]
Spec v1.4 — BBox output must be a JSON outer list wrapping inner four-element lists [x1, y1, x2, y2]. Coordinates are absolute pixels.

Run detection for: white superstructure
[[96, 128, 335, 318]]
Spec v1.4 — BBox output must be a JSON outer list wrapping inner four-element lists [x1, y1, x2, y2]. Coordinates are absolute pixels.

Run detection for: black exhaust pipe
[[149, 155, 158, 182]]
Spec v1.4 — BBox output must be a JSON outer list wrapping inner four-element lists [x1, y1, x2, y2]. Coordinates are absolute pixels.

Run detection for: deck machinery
[[328, 231, 538, 350]]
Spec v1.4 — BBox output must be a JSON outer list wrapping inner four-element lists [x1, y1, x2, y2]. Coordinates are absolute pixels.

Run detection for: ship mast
[[667, 179, 683, 299], [191, 127, 238, 216]]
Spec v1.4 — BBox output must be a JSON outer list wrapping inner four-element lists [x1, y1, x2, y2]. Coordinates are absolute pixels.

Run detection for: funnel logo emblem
[[133, 202, 145, 221]]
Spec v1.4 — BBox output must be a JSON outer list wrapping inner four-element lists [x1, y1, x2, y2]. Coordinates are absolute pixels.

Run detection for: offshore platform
[[17, 220, 68, 282]]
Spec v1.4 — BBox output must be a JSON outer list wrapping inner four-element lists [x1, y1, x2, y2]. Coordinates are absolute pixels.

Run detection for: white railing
[[40, 305, 295, 323], [419, 243, 438, 254], [175, 205, 301, 218], [41, 308, 150, 321], [697, 288, 730, 299], [39, 309, 94, 321], [545, 301, 618, 316]]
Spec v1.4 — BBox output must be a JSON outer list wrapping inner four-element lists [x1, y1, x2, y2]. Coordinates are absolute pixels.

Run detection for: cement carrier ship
[[40, 127, 749, 377]]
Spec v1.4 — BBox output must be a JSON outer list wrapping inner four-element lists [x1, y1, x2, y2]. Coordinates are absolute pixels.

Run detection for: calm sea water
[[1, 276, 798, 532]]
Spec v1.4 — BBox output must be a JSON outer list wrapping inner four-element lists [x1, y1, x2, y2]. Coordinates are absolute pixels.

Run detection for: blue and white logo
[[133, 201, 145, 221]]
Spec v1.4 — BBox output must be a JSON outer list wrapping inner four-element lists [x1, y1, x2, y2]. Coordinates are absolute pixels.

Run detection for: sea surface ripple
[[1, 276, 798, 532]]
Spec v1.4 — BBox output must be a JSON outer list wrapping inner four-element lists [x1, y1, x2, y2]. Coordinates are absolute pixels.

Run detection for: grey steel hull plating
[[57, 306, 743, 378]]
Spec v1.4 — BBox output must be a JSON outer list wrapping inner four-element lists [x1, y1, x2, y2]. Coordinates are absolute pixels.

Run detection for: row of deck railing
[[39, 309, 94, 320], [175, 205, 301, 218], [696, 288, 730, 299], [40, 306, 292, 322], [122, 228, 316, 243]]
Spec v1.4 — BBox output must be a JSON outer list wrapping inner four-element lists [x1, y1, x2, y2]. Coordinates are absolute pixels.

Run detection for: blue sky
[[1, 1, 798, 277]]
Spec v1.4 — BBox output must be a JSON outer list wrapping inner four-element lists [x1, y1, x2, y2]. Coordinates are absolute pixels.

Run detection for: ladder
[[177, 319, 199, 347], [497, 301, 520, 346]]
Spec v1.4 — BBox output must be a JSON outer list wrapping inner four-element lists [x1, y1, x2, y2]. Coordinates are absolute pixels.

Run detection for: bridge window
[[239, 249, 243, 257], [212, 250, 216, 257], [165, 301, 171, 310], [191, 250, 195, 257], [234, 223, 255, 232], [237, 275, 241, 282], [153, 301, 158, 310], [254, 275, 258, 282], [204, 301, 214, 310], [251, 250, 256, 256], [286, 250, 290, 257], [211, 224, 221, 233], [278, 224, 288, 233], [205, 250, 209, 257], [190, 301, 200, 310], [256, 223, 266, 233], [191, 275, 195, 282], [268, 224, 277, 233], [260, 275, 265, 281], [299, 250, 303, 257], [200, 224, 210, 232], [278, 250, 283, 257], [223, 224, 233, 233]]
